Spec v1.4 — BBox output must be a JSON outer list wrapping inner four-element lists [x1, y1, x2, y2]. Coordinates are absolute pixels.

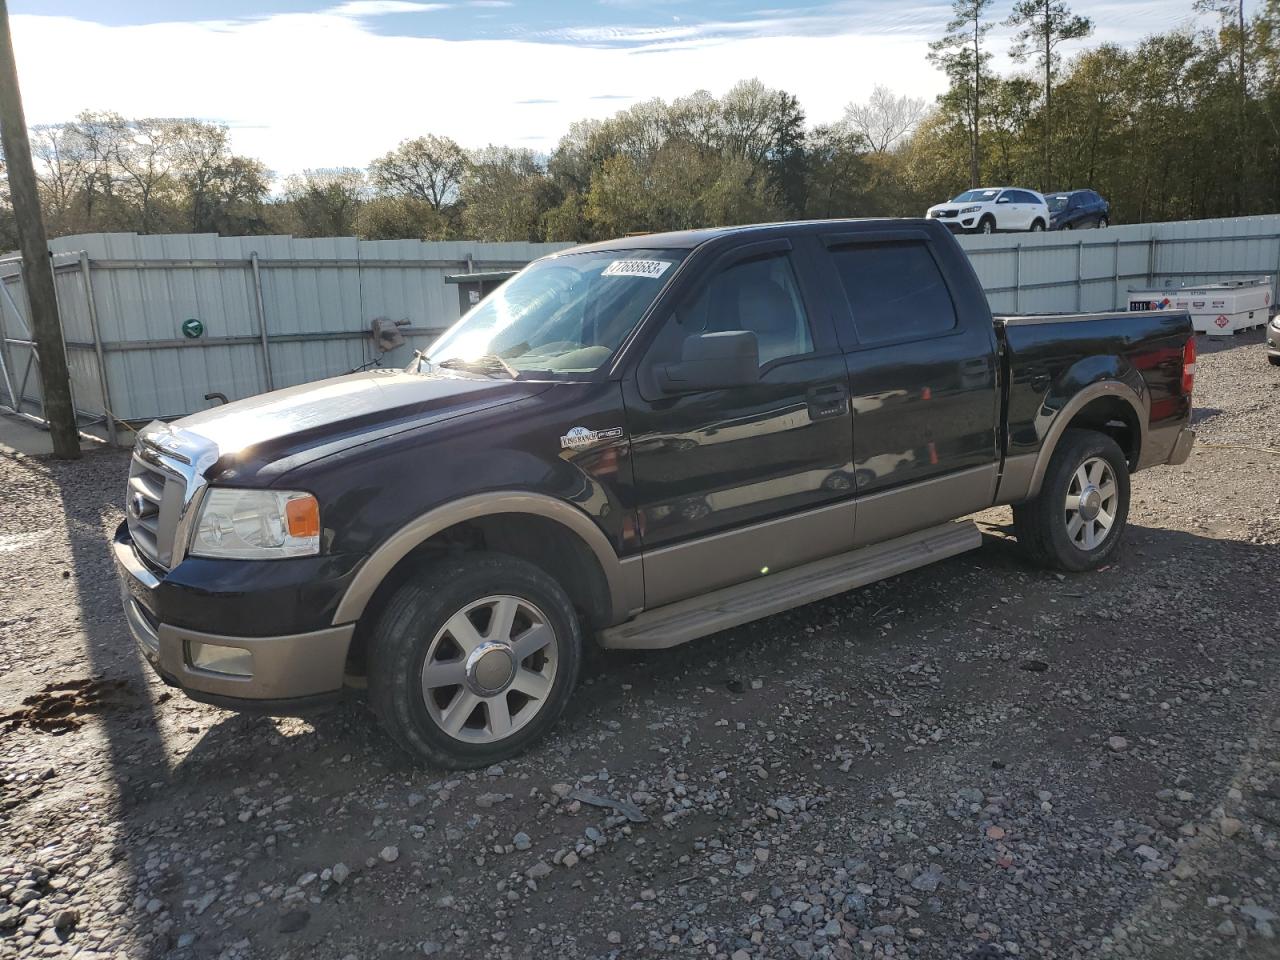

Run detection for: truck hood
[[157, 368, 550, 478]]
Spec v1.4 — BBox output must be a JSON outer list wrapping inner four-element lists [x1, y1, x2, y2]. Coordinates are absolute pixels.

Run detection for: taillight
[[1181, 337, 1196, 395]]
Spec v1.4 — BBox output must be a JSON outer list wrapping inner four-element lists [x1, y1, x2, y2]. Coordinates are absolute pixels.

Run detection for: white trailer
[[1128, 278, 1274, 334]]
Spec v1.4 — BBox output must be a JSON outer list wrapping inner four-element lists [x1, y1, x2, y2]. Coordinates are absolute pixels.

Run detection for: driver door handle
[[806, 382, 849, 421]]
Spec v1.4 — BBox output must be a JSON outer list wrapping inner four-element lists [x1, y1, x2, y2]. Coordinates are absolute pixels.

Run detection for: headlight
[[190, 489, 320, 559], [960, 205, 981, 214]]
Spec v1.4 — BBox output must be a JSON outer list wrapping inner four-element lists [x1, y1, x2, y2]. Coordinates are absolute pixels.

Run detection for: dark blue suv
[[1047, 190, 1110, 230]]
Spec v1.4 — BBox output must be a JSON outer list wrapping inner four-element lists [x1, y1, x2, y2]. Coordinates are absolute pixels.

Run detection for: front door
[[623, 238, 855, 608]]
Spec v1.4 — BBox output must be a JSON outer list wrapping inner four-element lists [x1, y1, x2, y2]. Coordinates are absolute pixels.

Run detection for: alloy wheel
[[420, 595, 558, 743], [1064, 456, 1118, 551]]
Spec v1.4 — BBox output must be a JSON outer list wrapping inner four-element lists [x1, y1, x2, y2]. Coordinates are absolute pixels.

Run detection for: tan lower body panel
[[598, 519, 982, 650]]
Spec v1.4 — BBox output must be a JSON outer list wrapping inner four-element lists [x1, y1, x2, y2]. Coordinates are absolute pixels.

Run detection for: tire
[[979, 216, 995, 235], [1030, 219, 1046, 232], [1269, 355, 1280, 367], [368, 552, 582, 768], [1012, 429, 1131, 573], [1098, 216, 1109, 228], [1063, 222, 1074, 230]]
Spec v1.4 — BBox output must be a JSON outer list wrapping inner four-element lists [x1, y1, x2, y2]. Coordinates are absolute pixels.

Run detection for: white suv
[[926, 187, 1050, 234]]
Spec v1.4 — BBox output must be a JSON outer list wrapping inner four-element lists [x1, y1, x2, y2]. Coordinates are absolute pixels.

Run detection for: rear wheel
[[1013, 429, 1130, 572], [368, 553, 582, 768], [1098, 216, 1109, 228], [1269, 355, 1280, 367]]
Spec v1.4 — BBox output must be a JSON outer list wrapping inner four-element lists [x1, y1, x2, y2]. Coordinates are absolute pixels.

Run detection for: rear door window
[[828, 241, 958, 346]]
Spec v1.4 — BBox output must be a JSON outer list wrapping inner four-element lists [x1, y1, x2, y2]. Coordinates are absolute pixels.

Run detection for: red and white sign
[[1214, 315, 1229, 328]]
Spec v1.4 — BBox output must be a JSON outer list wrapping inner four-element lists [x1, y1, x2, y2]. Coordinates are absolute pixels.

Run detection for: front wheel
[[1269, 355, 1280, 367], [1013, 429, 1130, 572], [1098, 216, 1109, 228], [1030, 219, 1046, 232], [368, 553, 582, 768], [979, 216, 995, 235]]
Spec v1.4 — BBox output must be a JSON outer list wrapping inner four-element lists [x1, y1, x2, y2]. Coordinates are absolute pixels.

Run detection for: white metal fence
[[2, 216, 1278, 445], [956, 213, 1280, 315], [0, 234, 569, 441]]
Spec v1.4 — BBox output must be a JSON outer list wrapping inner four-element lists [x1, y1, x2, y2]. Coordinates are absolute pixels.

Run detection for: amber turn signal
[[285, 494, 320, 538]]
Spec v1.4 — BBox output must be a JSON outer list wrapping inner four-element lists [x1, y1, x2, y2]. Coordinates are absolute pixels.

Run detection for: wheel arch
[[1025, 381, 1147, 499], [333, 492, 641, 649]]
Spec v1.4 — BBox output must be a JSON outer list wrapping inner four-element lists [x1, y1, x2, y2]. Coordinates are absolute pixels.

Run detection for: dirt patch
[[1, 678, 134, 733]]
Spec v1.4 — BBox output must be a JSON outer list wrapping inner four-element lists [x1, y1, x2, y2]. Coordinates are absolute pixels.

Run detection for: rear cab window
[[827, 241, 958, 346]]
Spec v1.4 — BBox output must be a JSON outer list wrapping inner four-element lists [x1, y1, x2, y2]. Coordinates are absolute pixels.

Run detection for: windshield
[[951, 189, 1000, 203], [423, 248, 686, 377], [1047, 194, 1071, 212]]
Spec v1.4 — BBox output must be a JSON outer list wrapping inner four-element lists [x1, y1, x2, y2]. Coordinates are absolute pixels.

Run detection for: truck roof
[[553, 218, 930, 256]]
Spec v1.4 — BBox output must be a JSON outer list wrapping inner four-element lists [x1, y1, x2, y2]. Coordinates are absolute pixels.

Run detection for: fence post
[[1112, 237, 1121, 309], [249, 251, 275, 392], [0, 277, 15, 411], [1013, 243, 1022, 314], [79, 251, 117, 445], [1075, 239, 1083, 312], [1146, 235, 1156, 287]]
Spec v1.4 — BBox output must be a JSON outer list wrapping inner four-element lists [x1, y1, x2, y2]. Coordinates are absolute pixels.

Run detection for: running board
[[599, 520, 982, 650]]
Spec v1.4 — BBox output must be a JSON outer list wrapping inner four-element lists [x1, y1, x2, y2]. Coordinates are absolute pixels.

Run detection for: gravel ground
[[1, 331, 1278, 960]]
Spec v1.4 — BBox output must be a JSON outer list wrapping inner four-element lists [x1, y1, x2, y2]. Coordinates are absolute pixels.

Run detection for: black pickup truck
[[113, 218, 1196, 767]]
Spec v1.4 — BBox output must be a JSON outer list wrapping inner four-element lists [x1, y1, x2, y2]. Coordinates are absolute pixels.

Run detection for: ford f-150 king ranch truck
[[112, 218, 1196, 767]]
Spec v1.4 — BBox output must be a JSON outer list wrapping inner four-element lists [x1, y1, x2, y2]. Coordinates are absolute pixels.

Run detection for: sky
[[9, 0, 1208, 178]]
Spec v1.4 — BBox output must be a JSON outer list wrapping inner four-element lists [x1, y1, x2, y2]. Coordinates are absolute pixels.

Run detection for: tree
[[928, 0, 994, 186], [113, 117, 182, 233], [459, 146, 549, 242], [841, 86, 927, 154], [279, 168, 367, 236], [1006, 0, 1093, 190], [369, 134, 466, 212]]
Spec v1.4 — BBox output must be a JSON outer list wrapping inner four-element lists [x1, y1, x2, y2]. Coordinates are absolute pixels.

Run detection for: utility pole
[[0, 0, 79, 457]]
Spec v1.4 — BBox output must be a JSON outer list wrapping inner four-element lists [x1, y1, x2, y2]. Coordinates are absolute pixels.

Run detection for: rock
[[485, 764, 504, 777], [1220, 818, 1244, 838], [380, 845, 400, 863], [278, 909, 310, 933], [145, 898, 163, 915], [986, 826, 1005, 840], [513, 832, 531, 851], [550, 783, 572, 799], [1240, 905, 1277, 924], [421, 941, 442, 955], [1172, 863, 1196, 880], [640, 887, 657, 901], [733, 950, 751, 960], [526, 861, 552, 880], [791, 940, 814, 958], [1134, 845, 1161, 861], [0, 908, 19, 931], [562, 852, 579, 868], [407, 792, 425, 807], [1108, 736, 1129, 753], [607, 931, 622, 944], [332, 862, 350, 884], [773, 797, 797, 815], [910, 868, 944, 892], [1216, 919, 1236, 937]]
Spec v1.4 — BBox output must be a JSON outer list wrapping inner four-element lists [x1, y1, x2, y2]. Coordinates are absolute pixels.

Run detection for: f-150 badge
[[561, 426, 625, 449]]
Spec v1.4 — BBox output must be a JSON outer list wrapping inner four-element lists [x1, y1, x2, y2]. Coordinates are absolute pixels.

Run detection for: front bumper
[[1267, 321, 1279, 356], [113, 525, 355, 710]]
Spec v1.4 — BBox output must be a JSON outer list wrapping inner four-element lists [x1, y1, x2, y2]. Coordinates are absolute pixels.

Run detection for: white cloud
[[7, 3, 1181, 180], [326, 1, 451, 14]]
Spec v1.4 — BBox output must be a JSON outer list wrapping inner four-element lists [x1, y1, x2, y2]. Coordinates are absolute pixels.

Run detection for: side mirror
[[997, 196, 1012, 203], [658, 331, 760, 393]]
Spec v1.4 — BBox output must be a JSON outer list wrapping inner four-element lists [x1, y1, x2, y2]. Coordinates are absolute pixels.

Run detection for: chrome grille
[[125, 423, 220, 570], [126, 459, 169, 564]]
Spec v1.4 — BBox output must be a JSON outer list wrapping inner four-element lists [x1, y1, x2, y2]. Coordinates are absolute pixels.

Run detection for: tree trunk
[[971, 18, 981, 187]]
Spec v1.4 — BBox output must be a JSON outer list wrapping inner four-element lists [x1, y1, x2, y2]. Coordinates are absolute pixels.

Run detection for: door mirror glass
[[659, 331, 760, 393]]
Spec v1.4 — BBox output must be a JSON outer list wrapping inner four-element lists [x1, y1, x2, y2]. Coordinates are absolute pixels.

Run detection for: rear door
[[993, 190, 1017, 230], [811, 226, 1001, 546], [623, 236, 856, 607]]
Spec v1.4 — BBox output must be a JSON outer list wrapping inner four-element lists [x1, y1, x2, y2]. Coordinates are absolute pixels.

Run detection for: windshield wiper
[[436, 354, 521, 380]]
